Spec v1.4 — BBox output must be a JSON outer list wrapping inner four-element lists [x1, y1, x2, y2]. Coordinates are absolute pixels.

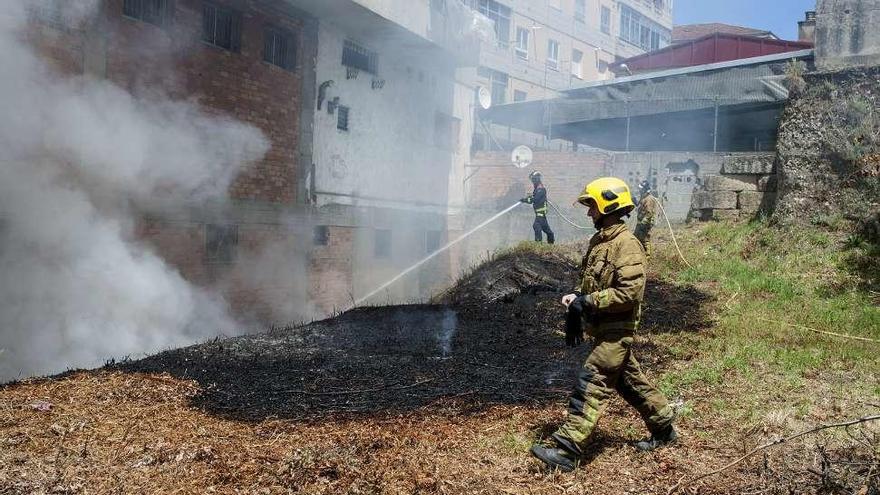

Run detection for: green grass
[[650, 219, 880, 427]]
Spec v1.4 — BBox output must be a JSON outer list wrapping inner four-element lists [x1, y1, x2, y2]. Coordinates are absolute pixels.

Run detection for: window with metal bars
[[123, 0, 170, 26], [202, 3, 241, 52], [337, 106, 350, 131], [477, 0, 510, 47], [313, 225, 329, 246], [342, 40, 378, 75], [264, 27, 296, 71], [205, 224, 238, 264]]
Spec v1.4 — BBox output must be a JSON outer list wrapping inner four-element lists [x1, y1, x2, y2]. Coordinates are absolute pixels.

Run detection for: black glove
[[564, 294, 595, 348], [569, 294, 597, 315], [564, 305, 584, 348]]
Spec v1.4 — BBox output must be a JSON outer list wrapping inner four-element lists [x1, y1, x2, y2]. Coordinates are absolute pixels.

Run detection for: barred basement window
[[337, 106, 350, 132], [205, 224, 238, 264], [342, 40, 378, 75], [123, 0, 170, 27], [202, 3, 241, 52], [313, 225, 329, 246], [264, 27, 296, 71]]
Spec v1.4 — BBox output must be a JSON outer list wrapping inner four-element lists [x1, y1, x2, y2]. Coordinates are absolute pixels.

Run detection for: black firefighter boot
[[634, 425, 678, 452], [529, 443, 579, 473]]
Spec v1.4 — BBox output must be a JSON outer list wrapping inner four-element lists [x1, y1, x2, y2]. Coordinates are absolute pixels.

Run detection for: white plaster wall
[[351, 0, 432, 40], [312, 20, 458, 210], [312, 18, 473, 304]]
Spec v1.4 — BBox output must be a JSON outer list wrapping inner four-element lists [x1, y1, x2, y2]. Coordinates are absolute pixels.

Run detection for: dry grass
[[2, 223, 879, 494], [0, 370, 740, 494]]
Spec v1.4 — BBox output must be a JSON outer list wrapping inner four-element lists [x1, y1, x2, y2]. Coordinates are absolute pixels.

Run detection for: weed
[[784, 59, 807, 97]]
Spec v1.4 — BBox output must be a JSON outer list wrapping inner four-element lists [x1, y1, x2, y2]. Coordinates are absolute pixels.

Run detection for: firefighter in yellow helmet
[[530, 177, 677, 473]]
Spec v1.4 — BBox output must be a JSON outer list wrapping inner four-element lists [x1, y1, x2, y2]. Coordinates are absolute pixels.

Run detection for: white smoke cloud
[[0, 1, 270, 380]]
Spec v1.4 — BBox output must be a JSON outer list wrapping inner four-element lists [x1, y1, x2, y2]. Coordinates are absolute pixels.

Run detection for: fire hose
[[549, 198, 692, 269]]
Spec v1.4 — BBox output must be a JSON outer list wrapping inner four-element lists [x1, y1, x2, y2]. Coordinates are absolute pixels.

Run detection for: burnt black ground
[[117, 249, 713, 422]]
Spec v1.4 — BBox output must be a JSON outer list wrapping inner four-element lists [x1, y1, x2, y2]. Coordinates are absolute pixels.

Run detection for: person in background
[[634, 180, 660, 259], [521, 171, 555, 244]]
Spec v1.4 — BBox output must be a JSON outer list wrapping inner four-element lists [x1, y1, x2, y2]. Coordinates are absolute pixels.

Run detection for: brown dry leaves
[[1, 370, 729, 495]]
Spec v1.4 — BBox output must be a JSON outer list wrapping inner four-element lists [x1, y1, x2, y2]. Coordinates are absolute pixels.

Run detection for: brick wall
[[25, 0, 313, 324], [28, 1, 305, 204], [105, 0, 304, 204], [309, 226, 355, 315]]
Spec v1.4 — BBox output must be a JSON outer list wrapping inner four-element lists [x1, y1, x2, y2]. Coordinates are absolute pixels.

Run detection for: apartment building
[[25, 0, 479, 320], [471, 0, 672, 100], [466, 0, 673, 149]]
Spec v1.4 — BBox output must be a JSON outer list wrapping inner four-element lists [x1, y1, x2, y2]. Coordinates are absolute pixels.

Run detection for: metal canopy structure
[[480, 49, 815, 152]]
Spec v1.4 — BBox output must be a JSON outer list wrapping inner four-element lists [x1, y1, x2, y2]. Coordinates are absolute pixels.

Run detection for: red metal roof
[[612, 33, 813, 74], [672, 23, 778, 43]]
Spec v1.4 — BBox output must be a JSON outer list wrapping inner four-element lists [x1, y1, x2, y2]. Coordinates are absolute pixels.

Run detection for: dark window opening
[[575, 0, 586, 22], [478, 66, 508, 105], [313, 225, 329, 246], [434, 112, 460, 150], [514, 90, 527, 102], [124, 0, 170, 26], [601, 6, 611, 34], [342, 40, 379, 75], [264, 27, 296, 71], [202, 3, 242, 52], [206, 224, 238, 264], [337, 106, 350, 131], [374, 229, 391, 259], [426, 230, 442, 254]]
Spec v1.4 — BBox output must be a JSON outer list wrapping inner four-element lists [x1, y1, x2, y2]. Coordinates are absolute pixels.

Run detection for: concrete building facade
[[464, 0, 673, 150]]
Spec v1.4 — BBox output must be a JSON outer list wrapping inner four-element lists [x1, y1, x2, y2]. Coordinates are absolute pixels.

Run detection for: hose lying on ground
[[655, 200, 693, 269]]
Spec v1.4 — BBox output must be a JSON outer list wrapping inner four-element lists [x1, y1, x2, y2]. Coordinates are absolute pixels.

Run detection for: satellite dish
[[511, 145, 533, 168], [477, 86, 492, 110]]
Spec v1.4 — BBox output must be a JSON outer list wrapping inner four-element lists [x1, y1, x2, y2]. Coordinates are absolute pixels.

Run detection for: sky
[[674, 0, 817, 40]]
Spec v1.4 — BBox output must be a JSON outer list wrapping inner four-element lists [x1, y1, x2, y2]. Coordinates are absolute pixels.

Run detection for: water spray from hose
[[351, 202, 524, 309]]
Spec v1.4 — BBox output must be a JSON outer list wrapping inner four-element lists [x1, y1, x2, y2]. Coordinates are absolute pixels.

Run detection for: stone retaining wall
[[690, 154, 778, 221]]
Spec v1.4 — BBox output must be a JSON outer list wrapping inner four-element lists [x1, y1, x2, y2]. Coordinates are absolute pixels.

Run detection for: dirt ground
[[0, 248, 873, 494]]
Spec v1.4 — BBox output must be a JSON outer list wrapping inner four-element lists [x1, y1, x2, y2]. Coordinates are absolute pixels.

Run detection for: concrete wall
[[689, 155, 778, 222], [460, 150, 773, 261], [816, 0, 880, 69], [312, 19, 457, 208]]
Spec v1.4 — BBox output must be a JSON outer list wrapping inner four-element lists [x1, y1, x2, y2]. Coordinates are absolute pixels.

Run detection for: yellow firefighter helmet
[[577, 177, 635, 216]]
